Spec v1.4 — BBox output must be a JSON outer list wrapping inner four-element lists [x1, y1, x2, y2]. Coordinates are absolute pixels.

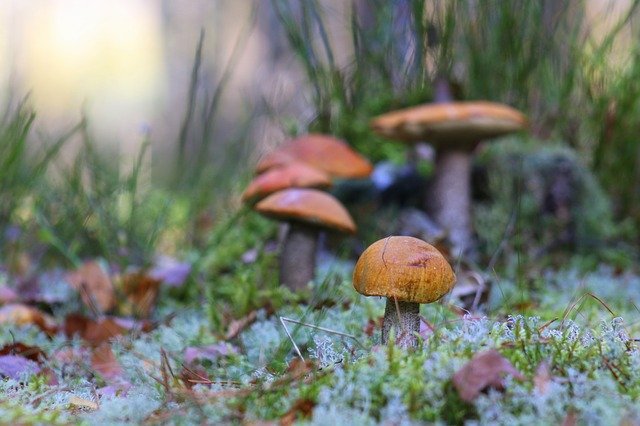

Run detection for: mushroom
[[255, 188, 356, 291], [242, 161, 332, 203], [352, 236, 455, 348], [371, 101, 527, 257], [256, 134, 373, 180]]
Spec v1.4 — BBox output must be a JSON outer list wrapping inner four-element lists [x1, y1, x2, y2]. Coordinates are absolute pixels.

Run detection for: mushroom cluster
[[245, 134, 372, 291]]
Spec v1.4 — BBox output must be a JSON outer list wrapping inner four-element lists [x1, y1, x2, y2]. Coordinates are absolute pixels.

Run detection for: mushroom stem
[[382, 299, 420, 348], [280, 222, 318, 290], [429, 148, 473, 258]]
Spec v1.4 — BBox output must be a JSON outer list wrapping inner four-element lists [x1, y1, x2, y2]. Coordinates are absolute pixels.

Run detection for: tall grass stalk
[[0, 99, 79, 250]]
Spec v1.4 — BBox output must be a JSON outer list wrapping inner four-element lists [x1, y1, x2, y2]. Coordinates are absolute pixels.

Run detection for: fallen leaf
[[92, 343, 124, 381], [0, 354, 41, 380], [83, 318, 129, 346], [66, 261, 115, 313], [280, 399, 315, 426], [534, 361, 552, 395], [180, 365, 211, 389], [0, 342, 47, 363], [183, 343, 239, 364], [225, 310, 258, 340], [452, 349, 525, 402], [0, 303, 57, 334], [122, 270, 161, 318], [64, 314, 152, 346], [286, 359, 314, 379], [68, 396, 98, 411]]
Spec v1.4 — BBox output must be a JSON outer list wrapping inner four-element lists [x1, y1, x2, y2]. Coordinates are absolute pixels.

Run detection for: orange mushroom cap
[[371, 101, 527, 148], [242, 162, 332, 203], [255, 188, 357, 234], [353, 236, 456, 304], [256, 134, 373, 179]]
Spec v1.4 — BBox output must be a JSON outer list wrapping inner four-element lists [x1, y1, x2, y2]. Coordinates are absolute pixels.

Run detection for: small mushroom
[[242, 162, 332, 203], [255, 188, 356, 291], [256, 134, 373, 180], [371, 100, 527, 257], [352, 236, 455, 348]]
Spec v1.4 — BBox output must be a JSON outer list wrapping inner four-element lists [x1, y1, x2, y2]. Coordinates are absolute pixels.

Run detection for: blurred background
[[1, 1, 634, 169], [2, 0, 640, 270]]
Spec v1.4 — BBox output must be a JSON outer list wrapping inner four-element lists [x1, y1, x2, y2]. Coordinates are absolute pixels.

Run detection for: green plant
[[34, 130, 170, 268], [0, 99, 77, 254]]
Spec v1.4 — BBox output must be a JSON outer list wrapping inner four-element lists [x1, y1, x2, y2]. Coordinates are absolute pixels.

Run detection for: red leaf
[[92, 343, 124, 381], [0, 342, 47, 363], [0, 303, 57, 334], [281, 399, 315, 426], [64, 314, 153, 346], [121, 270, 161, 318], [452, 349, 525, 402], [66, 261, 115, 313]]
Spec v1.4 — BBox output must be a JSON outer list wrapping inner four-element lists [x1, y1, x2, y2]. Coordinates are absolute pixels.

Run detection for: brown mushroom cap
[[353, 236, 456, 304], [255, 188, 357, 234], [242, 162, 332, 203], [255, 134, 373, 179], [371, 101, 527, 148]]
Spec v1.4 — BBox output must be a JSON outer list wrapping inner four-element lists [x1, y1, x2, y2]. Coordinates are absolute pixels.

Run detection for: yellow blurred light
[[19, 0, 164, 118]]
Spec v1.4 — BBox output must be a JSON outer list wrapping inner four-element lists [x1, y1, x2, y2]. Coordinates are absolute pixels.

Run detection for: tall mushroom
[[371, 102, 527, 257], [242, 161, 332, 204], [255, 188, 356, 291], [256, 134, 373, 180], [353, 236, 455, 348]]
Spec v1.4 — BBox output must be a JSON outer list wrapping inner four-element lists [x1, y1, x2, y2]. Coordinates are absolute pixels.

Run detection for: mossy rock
[[473, 137, 618, 260]]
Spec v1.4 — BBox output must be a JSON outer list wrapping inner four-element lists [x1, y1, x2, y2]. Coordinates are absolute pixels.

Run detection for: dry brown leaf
[[225, 310, 258, 340], [280, 399, 315, 426], [452, 349, 525, 402], [0, 303, 57, 334], [179, 365, 211, 389], [66, 261, 115, 313], [64, 314, 142, 346], [84, 318, 129, 346], [122, 270, 161, 318], [0, 342, 47, 363], [92, 343, 124, 381], [286, 359, 314, 380]]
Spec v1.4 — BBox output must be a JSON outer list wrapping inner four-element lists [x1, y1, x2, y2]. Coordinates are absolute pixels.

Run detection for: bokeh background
[[2, 0, 640, 268], [1, 0, 633, 171]]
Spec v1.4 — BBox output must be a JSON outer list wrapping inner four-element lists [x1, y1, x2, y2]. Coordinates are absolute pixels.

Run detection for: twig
[[279, 316, 304, 361], [280, 316, 366, 349]]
